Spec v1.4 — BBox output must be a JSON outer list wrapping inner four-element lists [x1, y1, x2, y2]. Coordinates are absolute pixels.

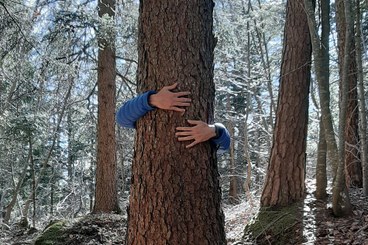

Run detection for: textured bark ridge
[[260, 0, 311, 207], [94, 0, 120, 213], [336, 0, 362, 188], [127, 1, 226, 244]]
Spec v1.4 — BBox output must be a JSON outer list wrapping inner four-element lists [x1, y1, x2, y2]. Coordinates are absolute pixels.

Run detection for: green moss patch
[[33, 214, 127, 245], [243, 202, 305, 244], [34, 220, 67, 245]]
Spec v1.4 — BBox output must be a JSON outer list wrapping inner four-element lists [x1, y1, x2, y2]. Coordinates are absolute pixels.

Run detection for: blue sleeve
[[211, 123, 230, 153], [116, 91, 157, 128]]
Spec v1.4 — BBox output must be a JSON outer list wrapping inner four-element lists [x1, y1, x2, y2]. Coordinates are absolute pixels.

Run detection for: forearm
[[116, 91, 156, 128]]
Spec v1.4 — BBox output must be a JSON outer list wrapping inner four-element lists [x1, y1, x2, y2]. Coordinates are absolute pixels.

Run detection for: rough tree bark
[[127, 1, 226, 244], [260, 0, 311, 207], [336, 0, 362, 188], [355, 0, 368, 196], [93, 0, 120, 213]]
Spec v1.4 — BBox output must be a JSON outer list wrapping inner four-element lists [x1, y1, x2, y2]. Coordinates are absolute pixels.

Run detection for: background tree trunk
[[127, 1, 226, 244], [260, 0, 311, 207], [3, 137, 32, 224], [306, 0, 339, 179], [332, 0, 353, 216], [336, 0, 362, 188], [228, 115, 239, 204], [21, 80, 73, 223], [304, 0, 330, 201], [316, 118, 327, 200], [355, 0, 368, 196], [93, 0, 120, 213]]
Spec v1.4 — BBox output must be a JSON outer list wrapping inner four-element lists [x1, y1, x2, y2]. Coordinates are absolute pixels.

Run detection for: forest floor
[[225, 180, 368, 245], [1, 181, 368, 245]]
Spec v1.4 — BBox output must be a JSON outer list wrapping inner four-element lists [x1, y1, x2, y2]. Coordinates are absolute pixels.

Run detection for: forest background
[[1, 0, 368, 244]]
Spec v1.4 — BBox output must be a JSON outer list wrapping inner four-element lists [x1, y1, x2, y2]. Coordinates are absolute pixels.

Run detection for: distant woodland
[[1, 0, 368, 244]]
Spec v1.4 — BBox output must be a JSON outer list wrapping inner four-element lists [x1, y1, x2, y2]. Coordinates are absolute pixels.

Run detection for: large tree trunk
[[127, 1, 226, 244], [93, 0, 120, 213], [260, 0, 311, 207], [336, 0, 362, 188]]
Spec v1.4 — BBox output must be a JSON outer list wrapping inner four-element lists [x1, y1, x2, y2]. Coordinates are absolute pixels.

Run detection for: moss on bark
[[34, 220, 67, 245], [243, 203, 305, 244]]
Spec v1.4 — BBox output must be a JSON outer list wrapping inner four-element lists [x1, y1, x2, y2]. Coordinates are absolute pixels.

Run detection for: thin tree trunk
[[31, 142, 36, 228], [336, 0, 362, 188], [332, 0, 353, 216], [249, 0, 276, 134], [243, 120, 253, 206], [228, 118, 239, 204], [226, 93, 239, 204], [304, 0, 330, 201], [0, 78, 17, 117], [356, 0, 368, 196], [21, 80, 73, 222], [50, 161, 54, 216], [244, 11, 253, 204], [305, 0, 339, 179], [3, 137, 32, 224], [305, 0, 352, 216], [316, 118, 327, 199], [67, 111, 73, 181]]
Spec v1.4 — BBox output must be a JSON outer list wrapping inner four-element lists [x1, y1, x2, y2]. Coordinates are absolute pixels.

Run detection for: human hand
[[149, 83, 191, 113], [175, 120, 216, 148]]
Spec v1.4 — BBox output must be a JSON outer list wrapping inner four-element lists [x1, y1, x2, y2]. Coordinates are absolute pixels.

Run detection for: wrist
[[209, 124, 217, 139], [148, 93, 158, 108], [213, 125, 221, 139]]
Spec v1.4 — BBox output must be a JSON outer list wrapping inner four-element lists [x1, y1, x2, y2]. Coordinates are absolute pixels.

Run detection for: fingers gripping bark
[[149, 83, 191, 112], [176, 120, 216, 148]]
